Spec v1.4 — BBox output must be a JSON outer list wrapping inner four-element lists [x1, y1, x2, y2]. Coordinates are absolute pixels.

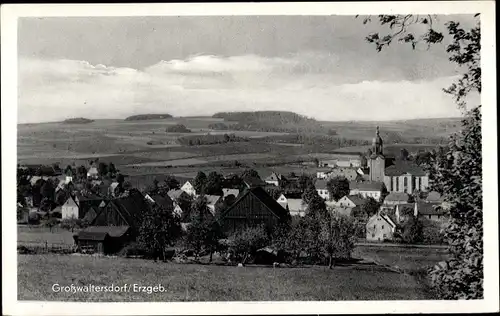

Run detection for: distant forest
[[211, 111, 336, 134], [61, 118, 94, 124], [125, 114, 173, 121]]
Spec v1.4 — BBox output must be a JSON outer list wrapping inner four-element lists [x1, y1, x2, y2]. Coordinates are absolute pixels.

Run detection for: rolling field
[[18, 254, 432, 301]]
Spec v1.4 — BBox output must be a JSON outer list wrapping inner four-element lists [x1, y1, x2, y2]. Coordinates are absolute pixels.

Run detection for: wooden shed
[[74, 226, 132, 254]]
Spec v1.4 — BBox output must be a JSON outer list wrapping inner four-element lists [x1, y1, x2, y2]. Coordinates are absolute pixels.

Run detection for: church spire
[[372, 126, 383, 156]]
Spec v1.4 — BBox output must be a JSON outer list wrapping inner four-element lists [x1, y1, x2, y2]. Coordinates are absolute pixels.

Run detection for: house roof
[[329, 167, 359, 180], [287, 199, 307, 212], [350, 181, 384, 191], [205, 195, 222, 206], [265, 172, 285, 182], [167, 189, 188, 200], [385, 192, 411, 203], [77, 225, 130, 241], [425, 191, 443, 203], [150, 194, 174, 210], [87, 167, 99, 174], [345, 195, 368, 206], [243, 176, 266, 188], [221, 187, 289, 220], [384, 161, 427, 176], [417, 202, 446, 215], [106, 190, 148, 228], [315, 179, 328, 190], [381, 214, 397, 228]]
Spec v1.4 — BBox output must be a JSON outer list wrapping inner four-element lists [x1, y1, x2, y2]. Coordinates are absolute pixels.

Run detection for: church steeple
[[372, 126, 383, 156]]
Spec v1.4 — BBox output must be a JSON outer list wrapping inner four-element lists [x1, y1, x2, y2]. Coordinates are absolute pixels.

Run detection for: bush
[[228, 225, 270, 264], [118, 242, 149, 258], [28, 212, 41, 225]]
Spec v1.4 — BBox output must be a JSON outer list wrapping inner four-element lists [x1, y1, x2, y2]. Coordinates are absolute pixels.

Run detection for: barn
[[219, 187, 291, 233], [74, 226, 133, 254]]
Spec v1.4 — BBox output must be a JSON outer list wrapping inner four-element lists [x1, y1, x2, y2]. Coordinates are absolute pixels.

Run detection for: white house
[[181, 181, 196, 196], [87, 166, 99, 179], [315, 179, 330, 200], [349, 181, 384, 200], [264, 172, 286, 187], [61, 196, 79, 219], [366, 213, 397, 242], [315, 168, 333, 179]]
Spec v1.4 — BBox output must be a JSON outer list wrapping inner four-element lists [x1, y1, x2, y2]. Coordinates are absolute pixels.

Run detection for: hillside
[[61, 118, 94, 124], [211, 111, 333, 134], [125, 114, 173, 121]]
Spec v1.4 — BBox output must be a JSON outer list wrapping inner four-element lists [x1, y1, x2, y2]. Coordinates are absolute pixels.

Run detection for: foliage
[[320, 214, 357, 268], [165, 124, 191, 133], [137, 204, 182, 261], [28, 212, 41, 225], [205, 171, 224, 196], [98, 162, 108, 176], [399, 215, 424, 244], [362, 14, 482, 299], [185, 215, 224, 261], [60, 216, 88, 232], [400, 148, 410, 161], [326, 176, 350, 201], [360, 197, 380, 218], [306, 194, 328, 219], [301, 184, 319, 205], [117, 242, 149, 258], [193, 171, 207, 195], [227, 225, 270, 264], [178, 133, 249, 146], [43, 217, 60, 232], [124, 114, 172, 121], [240, 168, 260, 179]]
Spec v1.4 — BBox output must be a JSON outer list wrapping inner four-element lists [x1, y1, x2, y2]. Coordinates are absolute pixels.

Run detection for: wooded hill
[[125, 114, 173, 121], [211, 111, 334, 134], [61, 118, 95, 124]]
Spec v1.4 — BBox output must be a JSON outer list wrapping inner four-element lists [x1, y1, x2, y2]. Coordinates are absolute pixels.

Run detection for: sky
[[17, 15, 479, 124]]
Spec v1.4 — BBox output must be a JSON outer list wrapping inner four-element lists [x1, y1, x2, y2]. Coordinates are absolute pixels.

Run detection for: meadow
[[18, 254, 432, 301]]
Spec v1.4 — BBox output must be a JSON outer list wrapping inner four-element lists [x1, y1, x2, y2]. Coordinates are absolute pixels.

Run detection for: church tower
[[369, 126, 385, 182]]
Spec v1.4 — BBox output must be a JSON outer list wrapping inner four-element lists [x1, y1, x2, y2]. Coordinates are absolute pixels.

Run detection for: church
[[367, 127, 430, 194]]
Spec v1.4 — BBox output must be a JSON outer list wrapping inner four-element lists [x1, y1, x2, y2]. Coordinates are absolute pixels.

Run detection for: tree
[[320, 214, 357, 268], [399, 215, 424, 244], [40, 179, 55, 200], [313, 157, 320, 167], [193, 171, 207, 195], [306, 194, 327, 219], [108, 162, 117, 177], [185, 215, 224, 262], [301, 183, 319, 205], [362, 14, 482, 299], [44, 217, 59, 233], [137, 203, 182, 261], [228, 225, 269, 265], [164, 175, 180, 191], [297, 173, 314, 191], [326, 176, 350, 201], [60, 216, 84, 232], [205, 171, 223, 196], [98, 162, 108, 176], [77, 165, 87, 179], [116, 173, 125, 185], [360, 197, 380, 218]]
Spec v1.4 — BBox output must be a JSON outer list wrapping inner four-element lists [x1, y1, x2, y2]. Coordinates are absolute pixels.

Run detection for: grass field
[[18, 254, 432, 301], [18, 226, 76, 246]]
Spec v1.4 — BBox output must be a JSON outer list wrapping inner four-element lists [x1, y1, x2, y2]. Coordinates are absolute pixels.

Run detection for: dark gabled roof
[[384, 161, 427, 176], [221, 187, 289, 221], [102, 190, 148, 228], [150, 194, 174, 210], [346, 195, 368, 206], [243, 176, 266, 188], [77, 226, 130, 241], [417, 202, 446, 215]]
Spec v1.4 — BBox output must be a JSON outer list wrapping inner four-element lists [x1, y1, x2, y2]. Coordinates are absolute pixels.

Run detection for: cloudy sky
[[18, 15, 478, 123]]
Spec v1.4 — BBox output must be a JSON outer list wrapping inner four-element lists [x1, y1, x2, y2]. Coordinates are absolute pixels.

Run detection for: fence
[[17, 241, 76, 254]]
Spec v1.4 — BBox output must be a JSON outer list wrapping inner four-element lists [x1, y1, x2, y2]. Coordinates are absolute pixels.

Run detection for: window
[[382, 225, 384, 229], [383, 234, 387, 238], [373, 225, 376, 229], [372, 233, 375, 238], [403, 177, 408, 193], [429, 215, 432, 219]]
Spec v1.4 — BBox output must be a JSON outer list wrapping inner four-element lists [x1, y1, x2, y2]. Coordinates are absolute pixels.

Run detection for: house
[[315, 179, 330, 200], [384, 192, 412, 205], [416, 202, 449, 222], [243, 176, 267, 189], [180, 180, 196, 196], [315, 168, 333, 179], [74, 226, 133, 254], [219, 187, 290, 233], [205, 195, 222, 216], [167, 189, 190, 202], [145, 194, 174, 213], [333, 195, 368, 217], [383, 161, 430, 193], [320, 153, 362, 168], [349, 181, 385, 200], [264, 172, 287, 187], [328, 167, 361, 182], [366, 213, 397, 242], [108, 182, 120, 197], [222, 188, 239, 199], [425, 191, 444, 203], [61, 193, 105, 220], [91, 189, 148, 236], [87, 166, 99, 179], [276, 194, 307, 217]]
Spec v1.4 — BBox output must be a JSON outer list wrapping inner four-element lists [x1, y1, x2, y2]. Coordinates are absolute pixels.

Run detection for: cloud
[[18, 53, 466, 124]]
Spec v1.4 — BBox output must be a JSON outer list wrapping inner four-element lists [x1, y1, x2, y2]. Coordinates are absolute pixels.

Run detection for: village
[[17, 127, 449, 264]]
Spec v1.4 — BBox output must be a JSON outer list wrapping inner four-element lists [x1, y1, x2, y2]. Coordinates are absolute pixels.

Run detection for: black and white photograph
[[1, 2, 498, 315]]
